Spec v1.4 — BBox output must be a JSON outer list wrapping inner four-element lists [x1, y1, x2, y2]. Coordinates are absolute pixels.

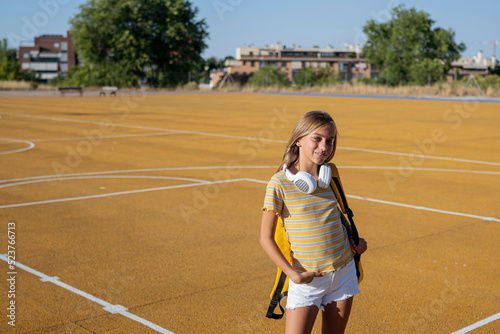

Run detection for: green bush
[[247, 65, 290, 87], [183, 81, 198, 90], [451, 74, 500, 90], [480, 74, 500, 89], [294, 68, 341, 87]]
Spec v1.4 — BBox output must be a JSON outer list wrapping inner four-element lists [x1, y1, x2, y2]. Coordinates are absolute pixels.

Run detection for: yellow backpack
[[265, 162, 364, 319]]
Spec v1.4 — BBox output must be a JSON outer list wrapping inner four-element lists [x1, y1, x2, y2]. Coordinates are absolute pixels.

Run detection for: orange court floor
[[0, 92, 499, 333]]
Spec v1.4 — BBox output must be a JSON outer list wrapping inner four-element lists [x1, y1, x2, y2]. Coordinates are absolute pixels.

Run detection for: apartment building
[[447, 51, 498, 81], [231, 43, 377, 82], [18, 31, 78, 81]]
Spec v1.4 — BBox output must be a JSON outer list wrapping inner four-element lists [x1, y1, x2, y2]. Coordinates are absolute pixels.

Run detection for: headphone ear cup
[[294, 171, 316, 194], [318, 164, 332, 188]]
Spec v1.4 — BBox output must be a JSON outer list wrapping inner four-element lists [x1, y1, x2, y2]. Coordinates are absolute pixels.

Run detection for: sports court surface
[[0, 92, 499, 333]]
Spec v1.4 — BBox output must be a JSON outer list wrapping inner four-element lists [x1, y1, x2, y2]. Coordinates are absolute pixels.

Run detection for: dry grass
[[235, 82, 500, 97], [0, 80, 55, 91], [2, 80, 498, 97]]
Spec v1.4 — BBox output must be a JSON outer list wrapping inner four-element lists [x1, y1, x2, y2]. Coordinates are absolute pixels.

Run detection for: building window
[[249, 51, 253, 56], [352, 73, 357, 79], [282, 61, 287, 68], [53, 43, 60, 48], [61, 42, 67, 51], [243, 60, 246, 65], [339, 63, 344, 71], [251, 61, 255, 67], [23, 53, 30, 58], [359, 73, 365, 79]]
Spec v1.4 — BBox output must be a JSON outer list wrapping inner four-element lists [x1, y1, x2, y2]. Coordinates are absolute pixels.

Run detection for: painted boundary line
[[0, 175, 498, 222], [0, 254, 174, 334], [0, 138, 35, 155], [0, 179, 244, 209], [1, 165, 499, 185], [450, 312, 500, 333], [260, 92, 500, 103], [2, 111, 500, 166], [0, 171, 498, 222], [236, 179, 500, 223], [346, 194, 500, 222], [30, 132, 176, 143]]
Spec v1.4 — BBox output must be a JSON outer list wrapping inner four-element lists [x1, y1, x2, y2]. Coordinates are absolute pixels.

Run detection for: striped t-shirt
[[263, 170, 352, 273]]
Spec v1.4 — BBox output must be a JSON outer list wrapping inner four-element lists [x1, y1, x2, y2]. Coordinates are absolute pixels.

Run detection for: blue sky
[[1, 0, 498, 60]]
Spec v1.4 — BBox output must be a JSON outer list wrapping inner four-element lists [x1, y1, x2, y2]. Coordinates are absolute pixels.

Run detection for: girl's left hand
[[350, 237, 367, 255]]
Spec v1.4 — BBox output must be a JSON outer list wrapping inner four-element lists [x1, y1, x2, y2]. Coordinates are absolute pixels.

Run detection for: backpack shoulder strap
[[266, 215, 290, 319], [328, 163, 349, 214], [328, 163, 364, 284], [327, 162, 359, 246]]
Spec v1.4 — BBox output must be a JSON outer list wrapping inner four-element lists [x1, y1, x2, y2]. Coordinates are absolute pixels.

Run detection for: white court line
[[0, 178, 246, 209], [0, 254, 174, 334], [30, 132, 177, 143], [1, 165, 499, 185], [246, 178, 500, 222], [450, 312, 500, 333], [2, 111, 500, 166], [0, 175, 208, 190], [338, 166, 500, 175], [338, 146, 500, 166], [346, 194, 500, 222], [0, 172, 498, 222], [0, 166, 277, 184], [0, 138, 35, 155]]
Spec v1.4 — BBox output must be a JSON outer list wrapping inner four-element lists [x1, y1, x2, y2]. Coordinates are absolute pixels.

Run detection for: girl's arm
[[260, 210, 324, 284]]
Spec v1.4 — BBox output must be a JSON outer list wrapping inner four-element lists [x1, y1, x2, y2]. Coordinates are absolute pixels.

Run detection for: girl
[[260, 110, 367, 334]]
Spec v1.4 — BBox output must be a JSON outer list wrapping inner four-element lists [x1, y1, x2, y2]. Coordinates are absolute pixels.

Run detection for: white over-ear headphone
[[283, 163, 331, 194]]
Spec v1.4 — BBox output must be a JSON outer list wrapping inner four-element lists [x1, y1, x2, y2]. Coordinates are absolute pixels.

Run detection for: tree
[[294, 67, 340, 88], [69, 0, 209, 87], [362, 5, 465, 85], [0, 38, 30, 81], [247, 65, 290, 87]]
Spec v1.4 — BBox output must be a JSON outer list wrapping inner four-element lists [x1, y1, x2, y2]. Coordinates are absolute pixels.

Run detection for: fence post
[[385, 72, 388, 94], [428, 73, 431, 94]]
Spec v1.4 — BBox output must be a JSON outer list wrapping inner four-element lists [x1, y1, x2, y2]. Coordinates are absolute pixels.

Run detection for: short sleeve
[[262, 175, 284, 215]]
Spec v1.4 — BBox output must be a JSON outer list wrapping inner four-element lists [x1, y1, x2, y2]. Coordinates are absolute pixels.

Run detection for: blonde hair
[[277, 110, 337, 173]]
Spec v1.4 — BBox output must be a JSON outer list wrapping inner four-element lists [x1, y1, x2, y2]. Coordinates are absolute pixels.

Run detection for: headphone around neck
[[283, 163, 331, 194]]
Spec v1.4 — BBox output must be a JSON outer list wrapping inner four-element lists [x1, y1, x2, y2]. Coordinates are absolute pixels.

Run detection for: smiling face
[[296, 124, 336, 168]]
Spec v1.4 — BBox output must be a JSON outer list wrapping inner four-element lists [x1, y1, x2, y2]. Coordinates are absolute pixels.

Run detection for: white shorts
[[286, 259, 360, 311]]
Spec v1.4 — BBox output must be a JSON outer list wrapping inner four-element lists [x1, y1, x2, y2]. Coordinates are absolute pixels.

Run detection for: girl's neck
[[294, 159, 319, 178]]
